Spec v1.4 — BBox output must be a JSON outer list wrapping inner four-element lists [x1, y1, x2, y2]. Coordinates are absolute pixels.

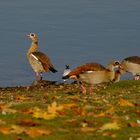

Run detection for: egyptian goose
[[27, 33, 57, 80], [62, 61, 120, 94], [119, 56, 140, 80]]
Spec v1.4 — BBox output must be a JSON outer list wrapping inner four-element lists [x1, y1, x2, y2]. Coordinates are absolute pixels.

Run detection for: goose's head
[[27, 33, 38, 42]]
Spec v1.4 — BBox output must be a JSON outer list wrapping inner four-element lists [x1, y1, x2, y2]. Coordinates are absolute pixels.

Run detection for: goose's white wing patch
[[31, 54, 39, 61], [30, 54, 42, 66], [85, 71, 94, 74], [63, 69, 71, 76]]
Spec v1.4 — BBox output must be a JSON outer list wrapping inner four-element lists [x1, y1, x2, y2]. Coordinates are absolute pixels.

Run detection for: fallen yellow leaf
[[14, 95, 30, 102], [0, 126, 12, 134], [30, 107, 55, 120], [103, 132, 116, 138], [0, 119, 6, 125], [0, 125, 25, 135], [47, 101, 63, 114], [11, 125, 25, 134], [33, 110, 56, 120], [61, 103, 77, 109], [94, 112, 106, 117], [119, 99, 134, 107], [25, 127, 52, 137], [0, 103, 17, 114], [100, 122, 120, 131], [80, 127, 96, 133], [72, 107, 86, 116], [17, 118, 40, 127]]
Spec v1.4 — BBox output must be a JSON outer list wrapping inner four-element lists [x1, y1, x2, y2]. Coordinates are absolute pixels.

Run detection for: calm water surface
[[0, 0, 140, 86]]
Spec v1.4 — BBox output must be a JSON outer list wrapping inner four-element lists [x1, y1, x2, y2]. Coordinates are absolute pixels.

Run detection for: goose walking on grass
[[27, 33, 57, 81], [62, 61, 120, 94]]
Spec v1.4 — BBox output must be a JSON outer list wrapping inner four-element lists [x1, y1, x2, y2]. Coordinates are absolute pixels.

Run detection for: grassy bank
[[0, 80, 140, 140]]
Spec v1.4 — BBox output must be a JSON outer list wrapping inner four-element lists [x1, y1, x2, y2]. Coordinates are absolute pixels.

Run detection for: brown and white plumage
[[27, 33, 57, 80], [63, 61, 120, 94], [119, 56, 140, 80], [63, 63, 106, 79], [113, 69, 122, 83]]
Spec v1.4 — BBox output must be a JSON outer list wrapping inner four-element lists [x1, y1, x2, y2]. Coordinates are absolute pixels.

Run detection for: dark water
[[0, 0, 140, 86]]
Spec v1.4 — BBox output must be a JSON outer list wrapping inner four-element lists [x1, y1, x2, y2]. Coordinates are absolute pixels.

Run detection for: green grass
[[0, 80, 140, 140]]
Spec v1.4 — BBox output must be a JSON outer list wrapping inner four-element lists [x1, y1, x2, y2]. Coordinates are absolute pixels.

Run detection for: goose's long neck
[[27, 41, 39, 56], [106, 64, 115, 72]]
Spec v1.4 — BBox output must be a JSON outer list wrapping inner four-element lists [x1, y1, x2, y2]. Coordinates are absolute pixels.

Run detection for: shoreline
[[0, 79, 140, 93], [0, 80, 80, 94]]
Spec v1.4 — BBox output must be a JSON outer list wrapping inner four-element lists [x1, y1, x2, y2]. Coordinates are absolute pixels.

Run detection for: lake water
[[0, 0, 140, 86]]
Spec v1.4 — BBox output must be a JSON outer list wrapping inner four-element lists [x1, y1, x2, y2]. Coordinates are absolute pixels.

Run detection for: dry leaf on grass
[[0, 125, 52, 137], [0, 126, 12, 134], [51, 95, 60, 100], [102, 132, 116, 138], [25, 127, 52, 137], [0, 125, 25, 135], [0, 103, 17, 114], [80, 127, 96, 133], [106, 106, 115, 115], [33, 102, 77, 120], [11, 125, 25, 134], [61, 103, 77, 109], [21, 108, 35, 115], [17, 118, 40, 127], [47, 101, 63, 114], [128, 122, 140, 127], [72, 107, 86, 116], [14, 95, 30, 102], [0, 119, 6, 125], [21, 102, 78, 120], [94, 112, 106, 117], [32, 107, 57, 120], [99, 122, 120, 131], [66, 119, 79, 126], [119, 99, 134, 107], [34, 101, 64, 119]]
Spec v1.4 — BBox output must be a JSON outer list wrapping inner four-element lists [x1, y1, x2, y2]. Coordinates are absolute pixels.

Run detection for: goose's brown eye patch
[[31, 33, 34, 37], [115, 61, 120, 65]]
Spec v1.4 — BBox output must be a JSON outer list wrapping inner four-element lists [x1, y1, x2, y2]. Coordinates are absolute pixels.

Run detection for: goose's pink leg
[[36, 72, 39, 80], [40, 72, 43, 80], [81, 82, 87, 94]]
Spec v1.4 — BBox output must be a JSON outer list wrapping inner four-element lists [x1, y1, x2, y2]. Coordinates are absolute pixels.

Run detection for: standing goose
[[27, 33, 57, 80], [62, 61, 120, 94], [119, 56, 140, 80]]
